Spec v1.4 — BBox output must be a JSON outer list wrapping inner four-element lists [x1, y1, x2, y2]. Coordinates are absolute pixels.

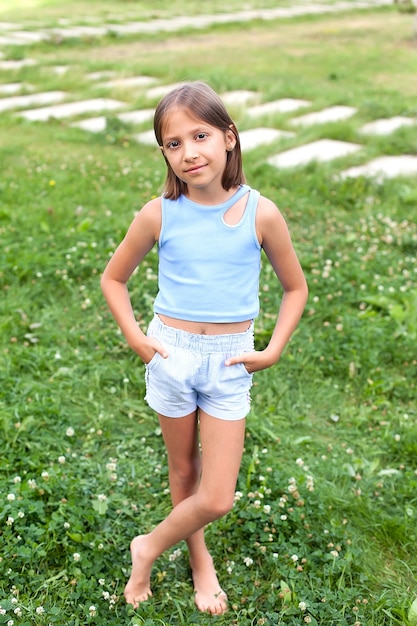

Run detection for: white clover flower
[[234, 491, 243, 502], [296, 458, 304, 467], [58, 456, 66, 464], [168, 548, 182, 562], [36, 606, 44, 614], [263, 505, 271, 514], [13, 608, 22, 616], [299, 601, 307, 611], [98, 578, 105, 586], [330, 550, 339, 558], [243, 557, 253, 566], [89, 606, 96, 616], [291, 554, 299, 562], [7, 619, 14, 626], [64, 522, 70, 529], [17, 512, 24, 519], [280, 514, 288, 521], [6, 517, 14, 525], [13, 476, 21, 484], [0, 609, 5, 615], [73, 552, 81, 561], [66, 427, 75, 437], [28, 479, 37, 489], [97, 494, 107, 501], [41, 471, 49, 480], [7, 494, 16, 501]]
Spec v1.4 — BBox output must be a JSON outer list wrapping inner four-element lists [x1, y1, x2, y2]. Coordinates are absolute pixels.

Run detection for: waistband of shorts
[[147, 315, 254, 353]]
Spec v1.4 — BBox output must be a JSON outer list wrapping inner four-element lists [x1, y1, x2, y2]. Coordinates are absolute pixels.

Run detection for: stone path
[[1, 1, 416, 181], [0, 1, 392, 45]]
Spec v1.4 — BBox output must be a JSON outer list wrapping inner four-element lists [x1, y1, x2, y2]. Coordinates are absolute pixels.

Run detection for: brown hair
[[153, 81, 245, 199]]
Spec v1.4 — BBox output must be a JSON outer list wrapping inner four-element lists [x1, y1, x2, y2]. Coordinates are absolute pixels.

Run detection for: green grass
[[1, 1, 417, 625]]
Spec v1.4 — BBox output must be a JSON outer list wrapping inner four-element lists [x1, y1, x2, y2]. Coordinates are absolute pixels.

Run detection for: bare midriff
[[158, 314, 251, 335]]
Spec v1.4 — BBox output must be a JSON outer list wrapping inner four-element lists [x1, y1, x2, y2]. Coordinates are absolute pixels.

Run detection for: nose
[[184, 143, 198, 161]]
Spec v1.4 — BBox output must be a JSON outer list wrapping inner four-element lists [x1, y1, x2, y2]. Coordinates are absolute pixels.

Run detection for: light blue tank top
[[154, 184, 262, 322]]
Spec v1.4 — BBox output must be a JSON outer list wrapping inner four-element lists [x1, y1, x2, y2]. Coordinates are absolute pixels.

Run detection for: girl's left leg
[[124, 411, 245, 612], [157, 410, 228, 614]]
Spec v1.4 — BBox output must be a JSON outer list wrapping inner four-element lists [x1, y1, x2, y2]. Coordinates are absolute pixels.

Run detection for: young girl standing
[[101, 81, 308, 615]]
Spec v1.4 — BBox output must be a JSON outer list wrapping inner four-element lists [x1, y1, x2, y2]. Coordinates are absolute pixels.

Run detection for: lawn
[[1, 1, 417, 625]]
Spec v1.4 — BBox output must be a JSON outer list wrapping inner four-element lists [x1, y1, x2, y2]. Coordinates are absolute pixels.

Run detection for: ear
[[225, 128, 236, 152]]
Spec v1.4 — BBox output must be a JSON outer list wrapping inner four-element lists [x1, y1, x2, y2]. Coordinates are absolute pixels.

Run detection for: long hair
[[153, 82, 245, 200]]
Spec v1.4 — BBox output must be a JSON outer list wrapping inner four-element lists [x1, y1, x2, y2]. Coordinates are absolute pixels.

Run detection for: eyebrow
[[163, 125, 210, 143]]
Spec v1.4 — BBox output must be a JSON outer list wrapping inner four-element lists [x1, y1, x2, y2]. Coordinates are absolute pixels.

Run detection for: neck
[[186, 185, 240, 206]]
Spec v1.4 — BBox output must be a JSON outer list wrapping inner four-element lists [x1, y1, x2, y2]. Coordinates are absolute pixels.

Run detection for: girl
[[101, 81, 308, 615]]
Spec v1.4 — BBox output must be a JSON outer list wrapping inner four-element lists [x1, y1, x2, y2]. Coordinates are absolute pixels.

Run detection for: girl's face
[[160, 107, 236, 197]]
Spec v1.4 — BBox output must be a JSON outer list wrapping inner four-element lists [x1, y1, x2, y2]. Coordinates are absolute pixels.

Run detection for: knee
[[170, 458, 200, 491], [198, 492, 234, 521]]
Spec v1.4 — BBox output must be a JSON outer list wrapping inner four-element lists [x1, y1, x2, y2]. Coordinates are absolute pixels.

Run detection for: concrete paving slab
[[100, 76, 158, 89], [0, 22, 21, 30], [49, 25, 109, 38], [239, 127, 295, 151], [133, 130, 157, 146], [0, 35, 27, 45], [87, 71, 117, 81], [53, 66, 70, 75], [145, 82, 186, 100], [71, 117, 107, 132], [18, 98, 126, 121], [221, 90, 259, 106], [290, 105, 357, 126], [71, 109, 154, 133], [0, 58, 38, 70], [0, 82, 32, 95], [0, 90, 66, 113], [267, 139, 362, 168], [247, 98, 311, 117], [339, 156, 417, 180], [7, 30, 48, 42], [359, 116, 417, 136], [118, 109, 154, 124]]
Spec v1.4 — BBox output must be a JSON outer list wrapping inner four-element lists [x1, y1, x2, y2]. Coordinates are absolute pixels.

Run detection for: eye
[[196, 132, 208, 141], [166, 140, 180, 149]]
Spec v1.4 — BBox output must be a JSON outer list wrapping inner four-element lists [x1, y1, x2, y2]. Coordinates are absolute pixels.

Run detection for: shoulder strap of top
[[221, 184, 251, 210]]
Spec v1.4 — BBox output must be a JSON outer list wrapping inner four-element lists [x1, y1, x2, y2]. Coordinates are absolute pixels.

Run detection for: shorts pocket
[[238, 362, 253, 378], [145, 351, 161, 370]]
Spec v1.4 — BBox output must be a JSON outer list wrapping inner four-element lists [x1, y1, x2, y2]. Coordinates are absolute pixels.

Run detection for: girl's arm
[[226, 196, 308, 373], [100, 198, 168, 363]]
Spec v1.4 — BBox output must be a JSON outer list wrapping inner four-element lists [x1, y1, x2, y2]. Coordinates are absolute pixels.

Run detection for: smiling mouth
[[185, 164, 206, 173]]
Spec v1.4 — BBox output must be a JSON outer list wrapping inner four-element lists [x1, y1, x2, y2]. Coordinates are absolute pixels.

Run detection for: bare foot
[[190, 553, 228, 615], [124, 535, 153, 609]]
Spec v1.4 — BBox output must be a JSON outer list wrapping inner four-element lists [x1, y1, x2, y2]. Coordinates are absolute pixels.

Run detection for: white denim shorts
[[144, 315, 254, 420]]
